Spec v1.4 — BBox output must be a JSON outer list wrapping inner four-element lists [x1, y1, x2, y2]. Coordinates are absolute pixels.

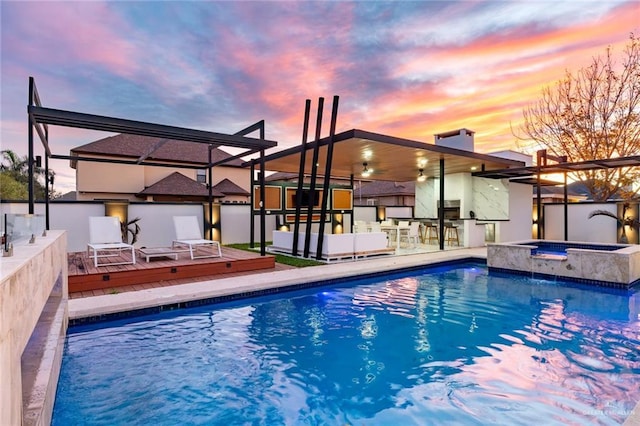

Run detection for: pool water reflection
[[53, 264, 640, 425]]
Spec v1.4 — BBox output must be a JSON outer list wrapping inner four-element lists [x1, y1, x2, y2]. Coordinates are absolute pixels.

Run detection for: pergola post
[[249, 161, 255, 249], [316, 96, 340, 260], [292, 100, 311, 257], [208, 145, 214, 240], [28, 78, 35, 214], [259, 149, 266, 256], [304, 97, 324, 258], [44, 145, 50, 230], [439, 158, 445, 251]]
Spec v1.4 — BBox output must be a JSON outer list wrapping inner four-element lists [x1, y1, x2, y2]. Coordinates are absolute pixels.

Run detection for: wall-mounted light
[[361, 162, 372, 177], [417, 168, 426, 182]]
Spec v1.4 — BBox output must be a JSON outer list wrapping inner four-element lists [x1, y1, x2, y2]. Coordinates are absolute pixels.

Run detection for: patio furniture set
[[356, 219, 460, 248], [86, 216, 221, 267], [270, 230, 395, 262]]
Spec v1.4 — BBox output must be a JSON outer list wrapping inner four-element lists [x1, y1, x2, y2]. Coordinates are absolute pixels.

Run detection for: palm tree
[[588, 204, 639, 243], [0, 150, 28, 177], [0, 150, 56, 199], [121, 217, 141, 244]]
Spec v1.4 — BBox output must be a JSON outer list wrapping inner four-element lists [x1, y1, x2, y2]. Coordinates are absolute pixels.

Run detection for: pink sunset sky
[[1, 1, 638, 193]]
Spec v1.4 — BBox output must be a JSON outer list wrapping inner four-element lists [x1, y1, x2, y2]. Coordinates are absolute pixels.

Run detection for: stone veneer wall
[[487, 240, 640, 287], [0, 230, 68, 426]]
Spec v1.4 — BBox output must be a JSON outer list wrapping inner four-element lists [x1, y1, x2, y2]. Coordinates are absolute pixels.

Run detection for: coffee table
[[138, 247, 179, 262]]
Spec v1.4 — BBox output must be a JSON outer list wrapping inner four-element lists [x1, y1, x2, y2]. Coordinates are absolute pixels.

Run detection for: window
[[196, 169, 207, 183]]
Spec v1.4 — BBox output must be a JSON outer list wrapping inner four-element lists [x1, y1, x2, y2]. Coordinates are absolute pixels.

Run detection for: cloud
[[2, 2, 138, 78], [1, 0, 638, 193]]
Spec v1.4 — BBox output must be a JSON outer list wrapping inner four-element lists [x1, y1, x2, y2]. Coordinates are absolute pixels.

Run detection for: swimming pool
[[53, 263, 640, 425]]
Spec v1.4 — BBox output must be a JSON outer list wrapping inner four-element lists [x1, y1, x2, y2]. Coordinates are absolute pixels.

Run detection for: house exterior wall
[[75, 156, 250, 201], [76, 161, 144, 199], [212, 166, 251, 192], [143, 168, 194, 187]]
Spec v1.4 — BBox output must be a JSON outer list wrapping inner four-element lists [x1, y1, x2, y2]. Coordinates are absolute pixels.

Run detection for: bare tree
[[517, 33, 640, 201]]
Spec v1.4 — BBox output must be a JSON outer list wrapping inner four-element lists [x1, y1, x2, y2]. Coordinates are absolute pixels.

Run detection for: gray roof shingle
[[71, 134, 243, 167], [137, 172, 224, 197], [212, 178, 249, 196]]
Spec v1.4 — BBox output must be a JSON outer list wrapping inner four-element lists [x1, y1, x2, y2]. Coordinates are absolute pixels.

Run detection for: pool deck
[[68, 247, 487, 320]]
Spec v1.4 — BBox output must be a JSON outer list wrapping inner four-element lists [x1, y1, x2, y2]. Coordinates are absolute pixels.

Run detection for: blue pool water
[[53, 264, 640, 425], [523, 241, 626, 257]]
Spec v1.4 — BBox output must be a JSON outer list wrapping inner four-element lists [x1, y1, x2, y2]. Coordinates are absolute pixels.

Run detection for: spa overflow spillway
[[488, 240, 640, 289]]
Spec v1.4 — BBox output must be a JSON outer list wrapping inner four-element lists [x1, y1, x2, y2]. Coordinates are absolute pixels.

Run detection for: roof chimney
[[434, 128, 475, 152]]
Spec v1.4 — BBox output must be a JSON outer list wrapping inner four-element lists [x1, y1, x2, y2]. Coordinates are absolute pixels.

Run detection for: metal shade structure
[[472, 155, 640, 179], [473, 152, 640, 240], [249, 124, 527, 255], [253, 129, 525, 181], [26, 77, 277, 254]]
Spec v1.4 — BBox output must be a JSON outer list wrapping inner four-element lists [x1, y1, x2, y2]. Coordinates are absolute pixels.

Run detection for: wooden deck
[[68, 247, 276, 294]]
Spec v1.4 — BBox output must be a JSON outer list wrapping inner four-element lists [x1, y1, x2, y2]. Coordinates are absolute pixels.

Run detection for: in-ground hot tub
[[487, 240, 640, 289]]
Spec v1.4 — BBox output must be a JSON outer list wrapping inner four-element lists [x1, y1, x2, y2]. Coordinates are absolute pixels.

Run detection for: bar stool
[[444, 222, 460, 246], [425, 222, 439, 245]]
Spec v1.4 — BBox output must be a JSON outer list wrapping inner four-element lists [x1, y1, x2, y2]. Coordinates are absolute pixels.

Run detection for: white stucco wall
[[544, 203, 618, 243], [222, 204, 252, 244], [129, 203, 204, 248], [494, 182, 532, 242]]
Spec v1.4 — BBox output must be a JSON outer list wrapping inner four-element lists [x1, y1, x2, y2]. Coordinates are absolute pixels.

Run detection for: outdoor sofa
[[271, 230, 393, 261]]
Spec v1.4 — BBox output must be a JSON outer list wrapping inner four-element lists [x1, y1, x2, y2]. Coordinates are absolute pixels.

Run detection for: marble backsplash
[[472, 177, 509, 220]]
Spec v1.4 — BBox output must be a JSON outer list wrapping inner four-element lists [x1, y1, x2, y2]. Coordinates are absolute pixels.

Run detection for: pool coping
[[68, 247, 487, 322]]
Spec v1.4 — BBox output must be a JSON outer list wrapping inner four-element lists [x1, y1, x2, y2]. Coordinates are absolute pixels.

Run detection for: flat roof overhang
[[473, 155, 640, 180], [250, 129, 525, 181]]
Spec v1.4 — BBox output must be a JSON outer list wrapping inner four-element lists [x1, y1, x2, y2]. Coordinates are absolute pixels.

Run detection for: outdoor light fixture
[[417, 169, 426, 182], [361, 162, 372, 177]]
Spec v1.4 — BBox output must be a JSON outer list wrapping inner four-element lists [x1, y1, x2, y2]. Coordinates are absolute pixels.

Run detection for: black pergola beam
[[28, 115, 51, 157], [210, 147, 262, 167], [28, 106, 277, 150], [474, 155, 640, 180], [234, 120, 265, 137]]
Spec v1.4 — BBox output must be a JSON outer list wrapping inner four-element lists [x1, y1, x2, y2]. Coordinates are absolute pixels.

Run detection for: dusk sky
[[1, 1, 638, 193]]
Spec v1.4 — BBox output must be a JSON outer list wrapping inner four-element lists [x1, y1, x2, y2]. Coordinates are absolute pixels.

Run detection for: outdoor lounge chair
[[172, 216, 222, 259], [87, 216, 136, 267]]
